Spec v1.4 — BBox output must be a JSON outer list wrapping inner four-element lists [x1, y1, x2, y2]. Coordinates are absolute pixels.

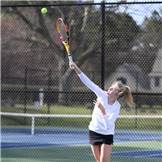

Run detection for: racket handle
[[68, 55, 73, 64]]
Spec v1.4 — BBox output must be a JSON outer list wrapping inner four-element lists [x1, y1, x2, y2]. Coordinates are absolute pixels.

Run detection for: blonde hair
[[112, 81, 134, 107]]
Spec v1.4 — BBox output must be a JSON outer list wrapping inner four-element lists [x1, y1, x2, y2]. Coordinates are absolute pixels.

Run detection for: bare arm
[[95, 99, 106, 115]]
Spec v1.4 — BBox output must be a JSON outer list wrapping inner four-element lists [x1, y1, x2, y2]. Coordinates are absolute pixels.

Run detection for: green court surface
[[1, 141, 161, 162]]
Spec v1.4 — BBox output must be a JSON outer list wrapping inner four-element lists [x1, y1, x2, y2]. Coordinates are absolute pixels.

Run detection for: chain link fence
[[1, 1, 162, 162], [2, 1, 162, 114]]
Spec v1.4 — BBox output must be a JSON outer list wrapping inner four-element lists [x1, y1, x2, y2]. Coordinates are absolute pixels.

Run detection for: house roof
[[149, 48, 162, 77], [110, 63, 150, 89]]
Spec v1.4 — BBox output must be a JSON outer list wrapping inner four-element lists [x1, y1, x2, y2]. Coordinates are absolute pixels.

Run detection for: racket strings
[[56, 18, 71, 55], [56, 19, 69, 42]]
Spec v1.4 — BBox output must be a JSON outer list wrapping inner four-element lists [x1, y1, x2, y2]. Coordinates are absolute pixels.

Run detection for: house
[[104, 50, 162, 106], [104, 63, 150, 93], [149, 48, 162, 93]]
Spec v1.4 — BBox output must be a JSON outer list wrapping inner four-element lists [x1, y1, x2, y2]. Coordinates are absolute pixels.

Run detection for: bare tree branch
[[36, 8, 54, 43], [77, 42, 97, 66], [81, 7, 89, 32], [13, 7, 35, 30]]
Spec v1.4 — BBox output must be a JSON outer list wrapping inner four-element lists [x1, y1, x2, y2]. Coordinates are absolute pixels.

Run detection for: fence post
[[135, 71, 139, 128], [24, 67, 28, 114], [47, 69, 52, 125], [23, 67, 28, 124], [101, 1, 105, 89]]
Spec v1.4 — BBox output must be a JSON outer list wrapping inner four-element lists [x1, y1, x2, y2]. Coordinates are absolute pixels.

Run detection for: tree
[[1, 1, 141, 105], [142, 10, 162, 49], [99, 9, 140, 77], [2, 1, 101, 105], [128, 9, 162, 74]]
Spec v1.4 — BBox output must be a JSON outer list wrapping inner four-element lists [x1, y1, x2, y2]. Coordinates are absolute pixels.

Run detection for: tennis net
[[1, 112, 162, 135]]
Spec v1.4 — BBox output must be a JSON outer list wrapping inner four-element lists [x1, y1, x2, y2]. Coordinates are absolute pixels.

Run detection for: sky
[[92, 0, 162, 25]]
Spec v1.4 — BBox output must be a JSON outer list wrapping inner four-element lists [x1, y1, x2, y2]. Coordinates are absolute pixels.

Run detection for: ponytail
[[109, 81, 134, 107], [119, 85, 134, 107]]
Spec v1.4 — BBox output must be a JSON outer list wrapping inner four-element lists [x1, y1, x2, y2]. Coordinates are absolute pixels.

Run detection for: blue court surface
[[1, 127, 162, 159]]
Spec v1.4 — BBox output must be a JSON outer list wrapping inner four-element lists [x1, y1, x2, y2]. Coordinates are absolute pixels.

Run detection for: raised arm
[[70, 62, 82, 75], [70, 62, 104, 98]]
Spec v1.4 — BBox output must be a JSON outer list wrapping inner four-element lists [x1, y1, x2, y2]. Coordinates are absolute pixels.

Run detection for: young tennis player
[[69, 62, 133, 162]]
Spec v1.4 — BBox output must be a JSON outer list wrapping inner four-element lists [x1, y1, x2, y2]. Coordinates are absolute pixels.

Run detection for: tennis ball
[[41, 8, 48, 14]]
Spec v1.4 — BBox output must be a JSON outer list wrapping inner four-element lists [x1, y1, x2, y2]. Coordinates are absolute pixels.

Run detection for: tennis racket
[[56, 18, 73, 64]]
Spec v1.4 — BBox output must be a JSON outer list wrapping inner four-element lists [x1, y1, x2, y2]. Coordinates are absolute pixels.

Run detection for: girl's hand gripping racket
[[56, 18, 73, 64]]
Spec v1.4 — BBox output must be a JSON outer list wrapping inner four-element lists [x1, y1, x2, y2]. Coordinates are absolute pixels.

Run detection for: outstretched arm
[[69, 62, 82, 75], [69, 62, 104, 98]]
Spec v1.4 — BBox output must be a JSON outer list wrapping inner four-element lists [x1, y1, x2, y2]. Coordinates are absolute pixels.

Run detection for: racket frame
[[56, 18, 73, 63]]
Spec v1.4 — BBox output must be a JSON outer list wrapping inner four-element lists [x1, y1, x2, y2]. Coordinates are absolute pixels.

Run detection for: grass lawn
[[1, 104, 92, 114], [1, 104, 162, 130]]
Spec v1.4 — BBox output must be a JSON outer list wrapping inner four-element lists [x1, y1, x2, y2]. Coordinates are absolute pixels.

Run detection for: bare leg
[[100, 144, 112, 162], [91, 144, 101, 162]]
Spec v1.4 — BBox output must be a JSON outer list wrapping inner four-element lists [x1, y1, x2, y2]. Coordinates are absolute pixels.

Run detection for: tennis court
[[1, 126, 162, 162], [1, 1, 162, 162]]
